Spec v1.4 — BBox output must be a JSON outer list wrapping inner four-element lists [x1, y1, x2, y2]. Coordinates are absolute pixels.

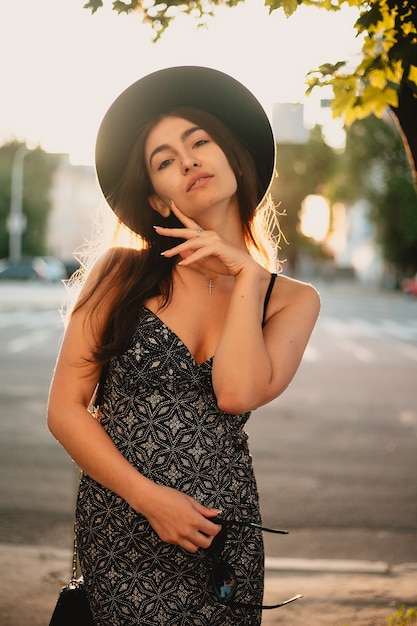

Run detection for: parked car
[[401, 275, 417, 297], [0, 256, 67, 282]]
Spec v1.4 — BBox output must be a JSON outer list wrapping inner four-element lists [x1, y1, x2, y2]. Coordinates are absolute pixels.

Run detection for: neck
[[176, 263, 229, 295]]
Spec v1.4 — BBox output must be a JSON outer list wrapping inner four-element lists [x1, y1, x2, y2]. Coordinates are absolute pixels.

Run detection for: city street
[[0, 280, 416, 568]]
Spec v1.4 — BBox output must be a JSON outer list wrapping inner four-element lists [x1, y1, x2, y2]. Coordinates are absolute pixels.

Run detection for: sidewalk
[[0, 542, 416, 625]]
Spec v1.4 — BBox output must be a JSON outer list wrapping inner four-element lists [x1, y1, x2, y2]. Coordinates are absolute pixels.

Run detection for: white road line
[[0, 310, 61, 329], [301, 338, 417, 364], [379, 318, 417, 342], [395, 343, 417, 362], [335, 339, 375, 363], [7, 329, 52, 353], [0, 384, 41, 396], [0, 311, 29, 328], [319, 316, 417, 343]]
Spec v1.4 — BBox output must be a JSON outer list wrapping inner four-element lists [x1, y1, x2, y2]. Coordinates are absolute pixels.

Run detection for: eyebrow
[[148, 126, 202, 167]]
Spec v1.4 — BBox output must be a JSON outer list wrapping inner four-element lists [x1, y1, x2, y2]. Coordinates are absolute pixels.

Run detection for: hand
[[141, 483, 222, 553], [154, 201, 260, 279]]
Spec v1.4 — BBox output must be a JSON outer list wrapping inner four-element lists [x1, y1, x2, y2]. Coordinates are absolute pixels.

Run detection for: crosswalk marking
[[0, 309, 61, 329], [320, 317, 380, 339], [319, 316, 417, 342], [379, 318, 417, 341], [395, 343, 417, 362], [1, 311, 416, 364], [8, 328, 54, 354], [336, 338, 375, 363]]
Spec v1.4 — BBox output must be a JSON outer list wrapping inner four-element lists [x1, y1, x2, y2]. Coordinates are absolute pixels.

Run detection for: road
[[0, 281, 416, 566]]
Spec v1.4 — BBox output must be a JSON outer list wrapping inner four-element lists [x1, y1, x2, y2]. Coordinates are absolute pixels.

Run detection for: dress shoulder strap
[[262, 273, 277, 327]]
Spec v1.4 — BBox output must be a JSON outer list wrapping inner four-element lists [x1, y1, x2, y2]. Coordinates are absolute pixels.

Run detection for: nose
[[182, 154, 200, 174]]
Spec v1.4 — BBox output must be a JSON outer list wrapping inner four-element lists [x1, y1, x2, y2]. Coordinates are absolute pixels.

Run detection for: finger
[[168, 200, 190, 227], [176, 245, 217, 266], [186, 526, 218, 550], [203, 508, 223, 520], [170, 201, 204, 233], [160, 236, 213, 260], [181, 539, 200, 554], [190, 532, 212, 550], [169, 200, 190, 222], [154, 225, 203, 241], [198, 515, 223, 540]]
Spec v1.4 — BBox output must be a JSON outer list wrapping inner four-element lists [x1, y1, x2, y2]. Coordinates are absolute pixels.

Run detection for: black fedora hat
[[95, 66, 275, 210]]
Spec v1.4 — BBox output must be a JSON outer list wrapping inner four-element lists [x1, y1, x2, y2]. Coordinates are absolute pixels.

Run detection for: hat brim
[[95, 65, 275, 209]]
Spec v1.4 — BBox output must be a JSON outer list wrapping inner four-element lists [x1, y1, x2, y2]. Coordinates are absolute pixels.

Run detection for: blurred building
[[327, 199, 384, 285], [272, 103, 309, 145], [47, 155, 102, 264], [272, 101, 384, 285]]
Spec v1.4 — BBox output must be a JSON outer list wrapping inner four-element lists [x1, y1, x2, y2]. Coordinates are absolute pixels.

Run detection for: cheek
[[218, 153, 237, 191], [224, 166, 238, 195], [150, 176, 177, 204]]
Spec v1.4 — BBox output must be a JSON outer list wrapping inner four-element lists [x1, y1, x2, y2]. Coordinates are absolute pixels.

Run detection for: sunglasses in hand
[[207, 517, 302, 610]]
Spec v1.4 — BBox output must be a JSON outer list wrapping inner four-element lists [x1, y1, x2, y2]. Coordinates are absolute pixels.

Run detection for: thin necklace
[[177, 264, 225, 295], [206, 277, 215, 295], [204, 272, 227, 295]]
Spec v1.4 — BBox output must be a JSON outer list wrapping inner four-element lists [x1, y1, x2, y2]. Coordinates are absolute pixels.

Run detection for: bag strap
[[70, 473, 83, 586], [71, 522, 79, 582], [89, 362, 110, 421], [94, 362, 109, 407]]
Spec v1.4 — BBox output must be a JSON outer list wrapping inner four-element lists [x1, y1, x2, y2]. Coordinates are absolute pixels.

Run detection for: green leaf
[[265, 0, 299, 17], [83, 0, 103, 14]]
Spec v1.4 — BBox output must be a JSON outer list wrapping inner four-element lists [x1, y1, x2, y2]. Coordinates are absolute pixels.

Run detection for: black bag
[[49, 523, 94, 626], [49, 576, 94, 626]]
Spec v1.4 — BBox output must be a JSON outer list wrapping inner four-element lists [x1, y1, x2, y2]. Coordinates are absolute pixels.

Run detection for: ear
[[148, 194, 171, 218]]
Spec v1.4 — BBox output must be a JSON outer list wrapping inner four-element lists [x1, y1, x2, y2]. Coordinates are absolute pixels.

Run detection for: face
[[145, 116, 238, 219]]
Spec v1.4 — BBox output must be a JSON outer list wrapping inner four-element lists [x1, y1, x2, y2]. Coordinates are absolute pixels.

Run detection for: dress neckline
[[141, 273, 276, 367], [142, 306, 214, 368]]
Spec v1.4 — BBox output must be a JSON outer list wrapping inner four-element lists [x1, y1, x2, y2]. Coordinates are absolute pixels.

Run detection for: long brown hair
[[73, 107, 275, 365]]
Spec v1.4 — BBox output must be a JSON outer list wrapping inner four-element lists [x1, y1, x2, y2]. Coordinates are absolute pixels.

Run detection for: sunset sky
[[0, 0, 361, 164]]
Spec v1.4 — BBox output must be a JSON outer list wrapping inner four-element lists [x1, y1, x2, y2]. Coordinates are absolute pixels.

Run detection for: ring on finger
[[196, 227, 203, 237]]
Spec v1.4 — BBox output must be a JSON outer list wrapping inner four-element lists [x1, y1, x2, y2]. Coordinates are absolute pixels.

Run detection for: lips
[[187, 174, 213, 192]]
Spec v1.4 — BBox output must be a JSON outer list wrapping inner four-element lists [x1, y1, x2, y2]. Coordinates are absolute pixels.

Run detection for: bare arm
[[212, 269, 320, 413], [47, 253, 220, 551]]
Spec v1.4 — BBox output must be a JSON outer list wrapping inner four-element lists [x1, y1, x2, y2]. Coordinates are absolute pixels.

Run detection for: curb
[[1, 543, 416, 576], [265, 557, 417, 574], [265, 557, 390, 574]]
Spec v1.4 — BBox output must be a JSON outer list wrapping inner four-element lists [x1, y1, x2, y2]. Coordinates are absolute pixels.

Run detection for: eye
[[193, 139, 209, 149], [158, 158, 173, 171]]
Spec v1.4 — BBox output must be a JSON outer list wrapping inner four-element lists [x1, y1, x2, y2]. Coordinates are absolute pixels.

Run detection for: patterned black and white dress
[[76, 304, 267, 625]]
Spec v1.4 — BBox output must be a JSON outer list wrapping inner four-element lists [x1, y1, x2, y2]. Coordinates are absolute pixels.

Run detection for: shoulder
[[92, 245, 145, 276], [84, 246, 145, 291], [265, 273, 321, 323], [73, 246, 146, 316], [276, 273, 320, 304]]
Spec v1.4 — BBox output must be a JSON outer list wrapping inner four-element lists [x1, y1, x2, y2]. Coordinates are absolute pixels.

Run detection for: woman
[[48, 66, 320, 625]]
